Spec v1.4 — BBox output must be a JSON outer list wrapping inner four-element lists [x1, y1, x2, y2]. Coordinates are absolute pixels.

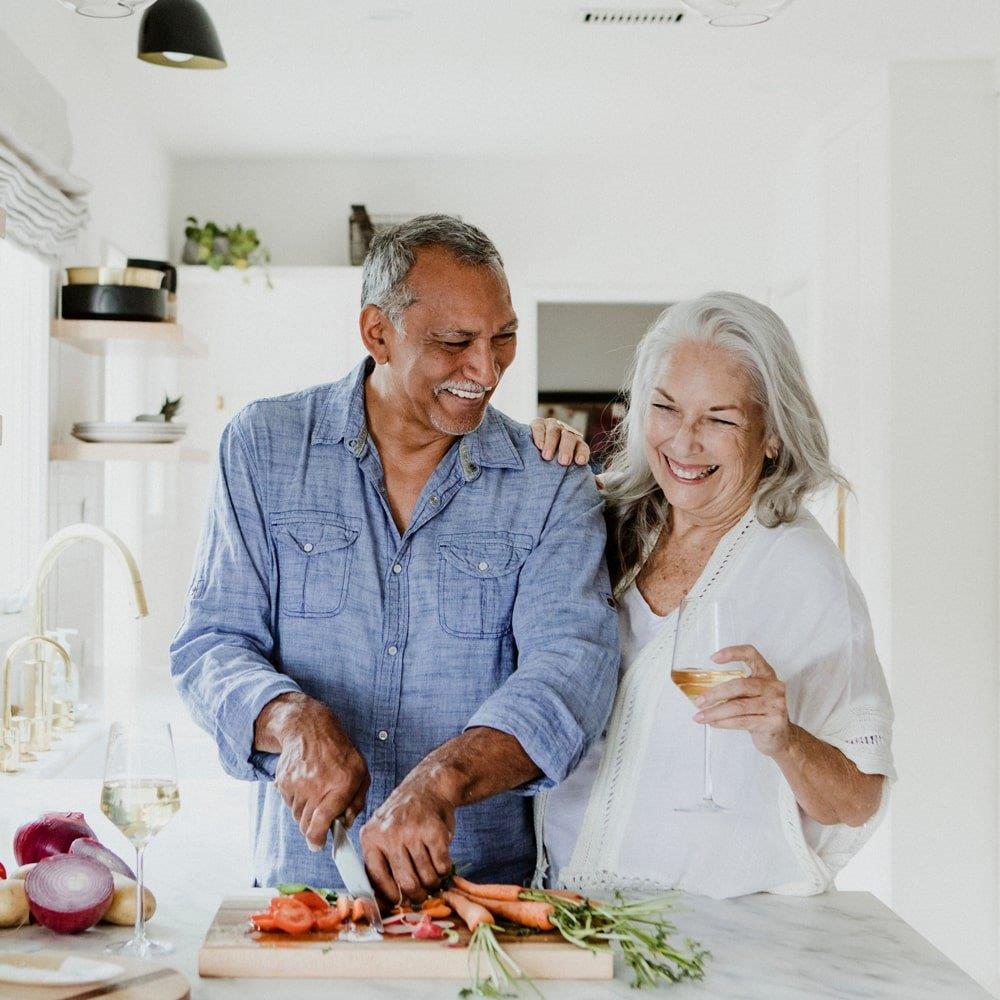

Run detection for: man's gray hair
[[360, 214, 506, 329], [602, 291, 849, 588]]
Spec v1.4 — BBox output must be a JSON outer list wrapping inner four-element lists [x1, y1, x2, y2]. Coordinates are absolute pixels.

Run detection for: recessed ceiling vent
[[580, 7, 685, 23]]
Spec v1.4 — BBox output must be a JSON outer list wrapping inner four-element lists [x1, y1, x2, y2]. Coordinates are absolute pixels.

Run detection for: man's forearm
[[404, 727, 542, 808]]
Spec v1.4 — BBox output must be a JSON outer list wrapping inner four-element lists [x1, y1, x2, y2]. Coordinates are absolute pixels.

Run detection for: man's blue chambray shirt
[[170, 357, 619, 889]]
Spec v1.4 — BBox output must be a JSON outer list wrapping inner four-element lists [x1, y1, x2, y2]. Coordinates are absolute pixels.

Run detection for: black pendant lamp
[[138, 0, 226, 69]]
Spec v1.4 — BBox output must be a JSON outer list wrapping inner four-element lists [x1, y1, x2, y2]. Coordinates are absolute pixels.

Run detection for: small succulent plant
[[160, 394, 183, 422]]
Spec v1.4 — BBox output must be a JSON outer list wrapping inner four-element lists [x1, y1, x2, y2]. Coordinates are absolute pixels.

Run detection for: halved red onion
[[14, 813, 98, 866], [24, 855, 113, 934], [69, 838, 135, 880]]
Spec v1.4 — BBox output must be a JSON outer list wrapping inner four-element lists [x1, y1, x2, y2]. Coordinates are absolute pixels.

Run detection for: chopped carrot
[[420, 903, 451, 919], [335, 895, 352, 922], [441, 890, 494, 932], [466, 895, 555, 931], [350, 897, 368, 924], [291, 889, 330, 911], [451, 876, 524, 901]]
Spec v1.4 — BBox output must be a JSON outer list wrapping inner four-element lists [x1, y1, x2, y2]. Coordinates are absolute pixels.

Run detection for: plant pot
[[182, 238, 203, 265]]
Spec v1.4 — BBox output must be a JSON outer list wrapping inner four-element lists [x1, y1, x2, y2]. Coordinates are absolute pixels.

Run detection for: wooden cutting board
[[0, 951, 189, 999], [198, 895, 613, 980]]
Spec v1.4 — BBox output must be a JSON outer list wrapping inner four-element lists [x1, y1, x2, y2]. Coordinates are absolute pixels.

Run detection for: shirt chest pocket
[[270, 513, 360, 618], [438, 532, 532, 639]]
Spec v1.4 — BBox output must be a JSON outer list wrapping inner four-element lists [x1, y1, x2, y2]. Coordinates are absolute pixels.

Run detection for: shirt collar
[[312, 355, 523, 475]]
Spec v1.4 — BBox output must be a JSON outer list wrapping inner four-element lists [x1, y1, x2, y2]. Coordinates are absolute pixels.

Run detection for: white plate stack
[[71, 421, 187, 444]]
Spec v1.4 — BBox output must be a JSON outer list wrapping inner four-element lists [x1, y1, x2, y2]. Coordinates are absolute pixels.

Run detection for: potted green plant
[[182, 217, 272, 287]]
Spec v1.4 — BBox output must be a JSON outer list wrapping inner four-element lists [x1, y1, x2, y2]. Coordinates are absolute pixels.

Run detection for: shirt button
[[377, 730, 389, 742], [429, 495, 440, 506], [392, 563, 402, 574], [348, 439, 357, 449], [303, 543, 314, 553], [387, 645, 398, 655], [478, 561, 489, 572]]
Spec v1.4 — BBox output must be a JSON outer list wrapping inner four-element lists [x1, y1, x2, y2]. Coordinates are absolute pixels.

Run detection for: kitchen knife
[[331, 818, 383, 937]]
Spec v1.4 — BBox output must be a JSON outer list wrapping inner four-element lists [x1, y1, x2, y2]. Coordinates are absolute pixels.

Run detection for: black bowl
[[61, 284, 167, 321]]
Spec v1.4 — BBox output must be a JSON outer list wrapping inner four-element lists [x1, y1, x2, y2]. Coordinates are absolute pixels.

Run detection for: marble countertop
[[0, 770, 992, 998]]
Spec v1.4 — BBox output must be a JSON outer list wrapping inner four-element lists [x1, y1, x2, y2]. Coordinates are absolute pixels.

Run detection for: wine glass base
[[675, 799, 729, 813], [106, 937, 173, 957]]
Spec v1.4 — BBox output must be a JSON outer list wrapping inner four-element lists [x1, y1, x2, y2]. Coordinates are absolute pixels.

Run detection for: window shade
[[0, 29, 90, 261]]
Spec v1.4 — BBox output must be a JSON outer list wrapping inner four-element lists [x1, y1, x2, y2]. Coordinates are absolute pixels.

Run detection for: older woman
[[532, 292, 894, 899]]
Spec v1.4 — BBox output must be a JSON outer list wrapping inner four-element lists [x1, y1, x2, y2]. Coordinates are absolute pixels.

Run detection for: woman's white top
[[538, 506, 895, 899]]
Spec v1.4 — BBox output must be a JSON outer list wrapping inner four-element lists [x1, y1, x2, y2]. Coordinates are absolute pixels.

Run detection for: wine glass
[[100, 722, 180, 956], [671, 598, 746, 812]]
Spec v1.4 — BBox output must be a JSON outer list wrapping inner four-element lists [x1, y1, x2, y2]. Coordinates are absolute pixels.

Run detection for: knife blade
[[331, 818, 383, 937]]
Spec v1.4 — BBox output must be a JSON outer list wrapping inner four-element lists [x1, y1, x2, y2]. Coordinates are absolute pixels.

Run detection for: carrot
[[350, 897, 368, 924], [335, 895, 352, 922], [451, 876, 523, 901], [466, 895, 555, 931], [441, 890, 494, 932], [420, 903, 451, 919], [535, 888, 584, 903]]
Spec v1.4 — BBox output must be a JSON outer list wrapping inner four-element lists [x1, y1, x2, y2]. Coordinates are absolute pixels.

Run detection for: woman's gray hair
[[602, 291, 848, 588], [360, 214, 505, 329]]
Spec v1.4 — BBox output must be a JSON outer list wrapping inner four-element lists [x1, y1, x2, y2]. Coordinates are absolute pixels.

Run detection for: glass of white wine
[[100, 722, 180, 956], [671, 598, 747, 812]]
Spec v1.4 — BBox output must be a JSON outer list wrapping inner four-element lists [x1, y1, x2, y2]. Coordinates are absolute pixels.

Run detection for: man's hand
[[360, 775, 455, 904], [360, 727, 541, 904], [254, 692, 370, 851]]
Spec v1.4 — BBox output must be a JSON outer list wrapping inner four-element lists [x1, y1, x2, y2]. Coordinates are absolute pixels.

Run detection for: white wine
[[671, 668, 746, 702], [100, 779, 180, 846]]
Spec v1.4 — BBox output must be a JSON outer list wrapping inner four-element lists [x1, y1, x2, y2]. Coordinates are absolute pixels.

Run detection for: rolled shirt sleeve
[[169, 410, 302, 781], [464, 465, 620, 791]]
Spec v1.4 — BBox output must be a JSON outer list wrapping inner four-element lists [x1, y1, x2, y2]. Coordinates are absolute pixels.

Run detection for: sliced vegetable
[[14, 812, 98, 866], [412, 914, 444, 940], [383, 922, 415, 936], [276, 882, 337, 903], [290, 889, 330, 911], [102, 873, 156, 926], [249, 913, 278, 932], [335, 895, 352, 923], [24, 854, 113, 934], [0, 880, 28, 928], [441, 890, 494, 932], [271, 899, 313, 935], [69, 838, 135, 880], [313, 910, 344, 932]]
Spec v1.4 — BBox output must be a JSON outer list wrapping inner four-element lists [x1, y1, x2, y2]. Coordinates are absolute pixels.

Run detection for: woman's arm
[[695, 644, 884, 827]]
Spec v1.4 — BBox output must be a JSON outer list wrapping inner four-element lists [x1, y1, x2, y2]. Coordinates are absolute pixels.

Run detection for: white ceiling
[[18, 0, 1000, 159]]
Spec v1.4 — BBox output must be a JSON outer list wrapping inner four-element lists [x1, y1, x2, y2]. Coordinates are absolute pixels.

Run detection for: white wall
[[1, 4, 172, 709], [807, 61, 999, 994]]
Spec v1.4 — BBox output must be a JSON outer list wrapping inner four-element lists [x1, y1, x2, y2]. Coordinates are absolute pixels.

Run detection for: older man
[[170, 215, 619, 901]]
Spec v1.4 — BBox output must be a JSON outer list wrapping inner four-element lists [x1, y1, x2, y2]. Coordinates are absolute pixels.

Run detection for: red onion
[[69, 838, 135, 880], [24, 855, 113, 934], [14, 812, 98, 865], [0, 861, 6, 879]]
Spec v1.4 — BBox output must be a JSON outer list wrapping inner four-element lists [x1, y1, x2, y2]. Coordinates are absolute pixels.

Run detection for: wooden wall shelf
[[50, 441, 210, 463], [51, 319, 208, 358]]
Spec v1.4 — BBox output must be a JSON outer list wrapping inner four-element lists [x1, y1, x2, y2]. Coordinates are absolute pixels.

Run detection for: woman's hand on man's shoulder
[[530, 416, 591, 467]]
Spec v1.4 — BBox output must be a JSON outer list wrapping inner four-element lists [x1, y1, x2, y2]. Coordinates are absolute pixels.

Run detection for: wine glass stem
[[133, 843, 147, 946], [702, 723, 714, 803]]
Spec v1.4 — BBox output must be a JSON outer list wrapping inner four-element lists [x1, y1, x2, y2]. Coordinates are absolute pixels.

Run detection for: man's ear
[[360, 304, 395, 364]]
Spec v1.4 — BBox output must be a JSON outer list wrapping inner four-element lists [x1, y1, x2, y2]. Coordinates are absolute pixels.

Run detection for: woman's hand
[[692, 644, 792, 758], [530, 417, 591, 466]]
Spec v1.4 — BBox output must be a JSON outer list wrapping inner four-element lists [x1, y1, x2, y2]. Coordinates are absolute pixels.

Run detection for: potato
[[0, 880, 29, 928], [9, 863, 35, 880], [102, 872, 155, 926]]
